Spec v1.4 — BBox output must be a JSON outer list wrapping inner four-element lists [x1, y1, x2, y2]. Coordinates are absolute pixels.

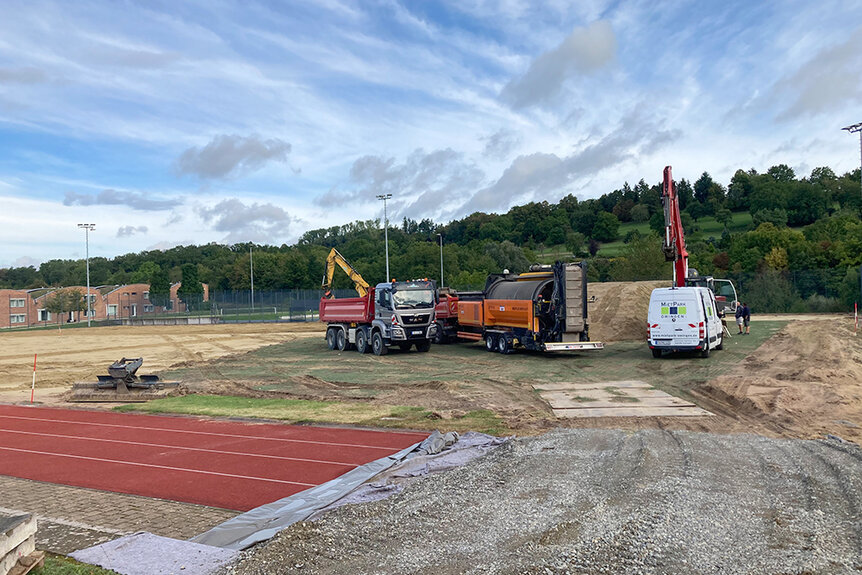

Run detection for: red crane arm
[[661, 166, 688, 287]]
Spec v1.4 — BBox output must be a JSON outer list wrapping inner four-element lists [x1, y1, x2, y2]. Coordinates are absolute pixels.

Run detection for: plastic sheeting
[[70, 532, 237, 575], [192, 430, 507, 551]]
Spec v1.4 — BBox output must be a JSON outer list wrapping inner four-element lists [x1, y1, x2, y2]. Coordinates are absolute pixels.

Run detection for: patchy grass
[[115, 394, 511, 435], [34, 555, 118, 574]]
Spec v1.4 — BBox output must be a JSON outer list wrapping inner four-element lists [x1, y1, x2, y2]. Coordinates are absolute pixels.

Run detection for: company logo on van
[[660, 304, 687, 316]]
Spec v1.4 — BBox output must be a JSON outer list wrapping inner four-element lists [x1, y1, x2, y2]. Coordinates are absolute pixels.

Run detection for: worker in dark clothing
[[742, 302, 751, 335], [735, 303, 744, 334]]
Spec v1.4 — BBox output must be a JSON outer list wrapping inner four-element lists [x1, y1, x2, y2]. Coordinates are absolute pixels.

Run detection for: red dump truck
[[432, 262, 603, 354], [320, 280, 439, 356]]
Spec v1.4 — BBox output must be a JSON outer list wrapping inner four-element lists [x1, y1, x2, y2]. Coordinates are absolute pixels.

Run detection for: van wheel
[[700, 346, 710, 358], [335, 329, 347, 351], [485, 335, 497, 352], [326, 328, 337, 350], [356, 329, 369, 354], [716, 339, 723, 350], [372, 332, 388, 356], [651, 348, 662, 358]]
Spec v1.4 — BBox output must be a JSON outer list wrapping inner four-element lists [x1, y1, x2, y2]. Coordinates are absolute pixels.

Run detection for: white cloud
[[196, 198, 295, 244], [176, 134, 292, 180], [501, 20, 616, 108]]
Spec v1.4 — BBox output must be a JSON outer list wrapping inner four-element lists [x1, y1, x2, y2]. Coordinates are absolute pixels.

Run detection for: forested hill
[[2, 164, 861, 312]]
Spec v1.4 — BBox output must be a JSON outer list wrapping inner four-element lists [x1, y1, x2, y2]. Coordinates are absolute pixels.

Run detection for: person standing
[[735, 302, 744, 334], [742, 302, 751, 335]]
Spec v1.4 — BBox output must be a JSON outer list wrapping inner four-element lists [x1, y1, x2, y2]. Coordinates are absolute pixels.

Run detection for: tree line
[[1, 164, 860, 312]]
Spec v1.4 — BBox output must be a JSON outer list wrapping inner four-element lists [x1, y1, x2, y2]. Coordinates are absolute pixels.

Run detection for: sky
[[1, 0, 861, 268]]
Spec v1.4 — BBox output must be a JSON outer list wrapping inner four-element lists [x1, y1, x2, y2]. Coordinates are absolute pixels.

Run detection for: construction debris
[[69, 357, 179, 403], [1, 514, 38, 575]]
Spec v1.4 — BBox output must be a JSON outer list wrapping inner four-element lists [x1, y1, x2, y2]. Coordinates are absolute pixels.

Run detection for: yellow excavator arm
[[322, 248, 370, 298]]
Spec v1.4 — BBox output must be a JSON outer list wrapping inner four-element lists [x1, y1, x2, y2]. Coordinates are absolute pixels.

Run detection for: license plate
[[412, 330, 422, 335]]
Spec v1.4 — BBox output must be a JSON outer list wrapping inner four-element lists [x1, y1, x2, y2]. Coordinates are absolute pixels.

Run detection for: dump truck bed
[[319, 291, 375, 324]]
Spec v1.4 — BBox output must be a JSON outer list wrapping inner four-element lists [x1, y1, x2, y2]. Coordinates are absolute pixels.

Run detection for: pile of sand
[[587, 280, 668, 342], [700, 319, 862, 443]]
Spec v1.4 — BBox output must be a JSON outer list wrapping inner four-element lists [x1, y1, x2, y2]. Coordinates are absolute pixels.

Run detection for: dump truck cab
[[372, 280, 438, 351]]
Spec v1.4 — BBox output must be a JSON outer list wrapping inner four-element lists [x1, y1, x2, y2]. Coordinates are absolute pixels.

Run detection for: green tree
[[715, 208, 733, 230], [591, 212, 620, 242], [44, 289, 85, 329], [177, 264, 204, 311], [610, 235, 670, 281], [149, 268, 172, 309]]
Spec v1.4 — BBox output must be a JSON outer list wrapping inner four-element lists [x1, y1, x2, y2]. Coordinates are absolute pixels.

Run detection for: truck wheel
[[416, 341, 431, 352], [336, 329, 347, 351], [398, 343, 412, 352], [326, 328, 337, 350], [485, 335, 497, 352], [651, 348, 662, 358], [432, 322, 446, 344], [497, 335, 512, 355], [372, 332, 388, 356], [356, 329, 369, 354]]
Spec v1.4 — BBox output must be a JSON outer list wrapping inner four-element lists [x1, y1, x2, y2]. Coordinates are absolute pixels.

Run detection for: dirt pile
[[697, 319, 862, 443], [587, 280, 668, 342]]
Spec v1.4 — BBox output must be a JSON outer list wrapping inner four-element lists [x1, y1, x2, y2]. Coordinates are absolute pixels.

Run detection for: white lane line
[[0, 446, 317, 487], [0, 414, 417, 451], [0, 428, 358, 468]]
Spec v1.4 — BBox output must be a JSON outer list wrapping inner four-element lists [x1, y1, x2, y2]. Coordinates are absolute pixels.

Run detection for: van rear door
[[649, 290, 700, 347]]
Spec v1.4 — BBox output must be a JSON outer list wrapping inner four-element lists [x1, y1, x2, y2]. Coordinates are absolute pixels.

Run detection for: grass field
[[116, 321, 787, 434]]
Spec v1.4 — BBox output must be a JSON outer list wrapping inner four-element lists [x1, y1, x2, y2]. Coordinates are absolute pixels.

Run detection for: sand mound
[[587, 280, 668, 342], [701, 319, 862, 443]]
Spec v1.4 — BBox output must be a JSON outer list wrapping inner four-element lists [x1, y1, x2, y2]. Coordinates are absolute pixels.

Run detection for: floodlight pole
[[376, 194, 392, 281], [842, 122, 862, 201], [437, 233, 444, 287], [249, 245, 255, 313], [77, 223, 95, 327]]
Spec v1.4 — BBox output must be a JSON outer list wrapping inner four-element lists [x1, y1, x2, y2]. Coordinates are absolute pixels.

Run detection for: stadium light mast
[[843, 122, 862, 201], [77, 223, 95, 327], [376, 194, 393, 281]]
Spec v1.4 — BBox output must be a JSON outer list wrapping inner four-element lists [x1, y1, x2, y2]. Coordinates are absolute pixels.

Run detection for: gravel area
[[223, 429, 862, 575]]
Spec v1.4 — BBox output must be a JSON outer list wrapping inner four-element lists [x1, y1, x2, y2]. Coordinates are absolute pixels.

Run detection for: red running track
[[0, 405, 427, 511]]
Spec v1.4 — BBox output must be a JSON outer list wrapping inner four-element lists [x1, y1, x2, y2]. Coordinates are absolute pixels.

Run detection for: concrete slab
[[534, 380, 652, 391], [533, 380, 712, 418], [552, 406, 713, 418]]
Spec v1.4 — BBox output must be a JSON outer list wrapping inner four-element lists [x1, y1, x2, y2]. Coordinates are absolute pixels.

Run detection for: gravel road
[[224, 429, 862, 575]]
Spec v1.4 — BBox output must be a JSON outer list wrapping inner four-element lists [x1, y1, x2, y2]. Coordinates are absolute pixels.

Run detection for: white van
[[647, 286, 723, 358]]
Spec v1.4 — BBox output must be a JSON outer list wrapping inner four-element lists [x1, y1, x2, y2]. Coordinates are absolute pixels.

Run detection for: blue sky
[[1, 0, 861, 268]]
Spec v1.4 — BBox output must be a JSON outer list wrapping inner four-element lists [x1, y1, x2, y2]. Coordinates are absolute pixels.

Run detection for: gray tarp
[[192, 430, 507, 550]]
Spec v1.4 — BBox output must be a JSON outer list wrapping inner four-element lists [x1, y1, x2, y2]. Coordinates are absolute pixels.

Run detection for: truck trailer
[[435, 262, 603, 354]]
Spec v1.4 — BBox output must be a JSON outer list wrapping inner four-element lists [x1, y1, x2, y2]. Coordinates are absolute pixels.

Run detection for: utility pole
[[437, 233, 444, 287], [376, 194, 392, 281], [250, 245, 255, 313], [77, 223, 95, 327], [842, 122, 862, 201]]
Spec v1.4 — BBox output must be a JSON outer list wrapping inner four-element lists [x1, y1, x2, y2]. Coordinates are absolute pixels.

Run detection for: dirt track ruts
[[224, 429, 862, 575]]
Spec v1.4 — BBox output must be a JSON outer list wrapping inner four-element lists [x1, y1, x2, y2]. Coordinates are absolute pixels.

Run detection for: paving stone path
[[0, 475, 238, 555]]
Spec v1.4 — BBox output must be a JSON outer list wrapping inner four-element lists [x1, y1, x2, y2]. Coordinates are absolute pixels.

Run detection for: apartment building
[[0, 282, 209, 329]]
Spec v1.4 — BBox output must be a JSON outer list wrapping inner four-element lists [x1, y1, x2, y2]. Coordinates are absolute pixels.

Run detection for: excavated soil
[[587, 280, 667, 342], [693, 319, 862, 443]]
